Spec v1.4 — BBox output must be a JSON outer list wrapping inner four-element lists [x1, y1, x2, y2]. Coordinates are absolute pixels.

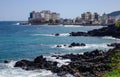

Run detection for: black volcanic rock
[[84, 50, 104, 58], [70, 32, 88, 36], [56, 43, 86, 48], [4, 60, 9, 63], [107, 43, 120, 48], [87, 25, 120, 37], [34, 55, 45, 63], [55, 33, 60, 36], [69, 42, 86, 47], [14, 43, 120, 77], [56, 45, 62, 48], [70, 24, 120, 39], [14, 55, 58, 70], [14, 60, 34, 70]]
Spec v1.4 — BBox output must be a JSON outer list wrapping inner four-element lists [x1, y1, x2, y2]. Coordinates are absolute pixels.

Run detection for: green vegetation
[[115, 22, 120, 27], [103, 51, 120, 77], [49, 19, 53, 23]]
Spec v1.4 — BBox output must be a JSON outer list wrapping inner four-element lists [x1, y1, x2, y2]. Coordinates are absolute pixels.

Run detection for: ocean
[[0, 21, 120, 77]]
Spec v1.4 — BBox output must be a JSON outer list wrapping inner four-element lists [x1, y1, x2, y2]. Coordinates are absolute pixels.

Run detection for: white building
[[101, 13, 108, 25], [29, 10, 60, 22], [51, 12, 60, 21], [40, 10, 51, 21]]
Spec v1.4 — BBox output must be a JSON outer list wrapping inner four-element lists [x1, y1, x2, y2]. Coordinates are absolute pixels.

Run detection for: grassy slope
[[103, 51, 120, 77]]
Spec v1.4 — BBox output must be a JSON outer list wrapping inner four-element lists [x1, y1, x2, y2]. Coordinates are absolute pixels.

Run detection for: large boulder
[[4, 60, 9, 63], [107, 43, 120, 48], [55, 33, 60, 36], [84, 50, 104, 58], [69, 42, 86, 47], [14, 60, 34, 70], [70, 32, 88, 36], [34, 55, 46, 63]]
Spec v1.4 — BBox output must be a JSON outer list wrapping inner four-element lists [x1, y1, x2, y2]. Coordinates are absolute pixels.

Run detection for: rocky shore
[[56, 42, 86, 48], [14, 43, 120, 77], [69, 24, 120, 39], [13, 24, 120, 77]]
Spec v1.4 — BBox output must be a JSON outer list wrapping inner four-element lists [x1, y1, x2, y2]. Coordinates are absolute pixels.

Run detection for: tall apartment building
[[101, 13, 108, 25], [40, 10, 51, 21], [51, 12, 60, 21], [94, 12, 99, 21], [81, 12, 96, 24], [29, 10, 60, 23]]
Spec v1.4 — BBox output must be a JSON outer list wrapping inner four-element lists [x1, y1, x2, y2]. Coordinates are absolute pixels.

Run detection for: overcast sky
[[0, 0, 120, 21]]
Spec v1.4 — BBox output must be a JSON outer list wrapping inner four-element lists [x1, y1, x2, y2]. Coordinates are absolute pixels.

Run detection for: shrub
[[115, 22, 120, 27]]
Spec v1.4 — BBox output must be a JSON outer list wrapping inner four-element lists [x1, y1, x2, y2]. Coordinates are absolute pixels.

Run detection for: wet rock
[[69, 24, 120, 39], [4, 60, 9, 63], [56, 45, 62, 48], [57, 71, 67, 76], [64, 44, 67, 46], [70, 32, 88, 36], [14, 60, 33, 68], [14, 55, 58, 71], [55, 33, 60, 36], [107, 43, 120, 48], [14, 43, 120, 77], [69, 42, 86, 47], [84, 50, 104, 58], [34, 55, 46, 63], [56, 43, 86, 48]]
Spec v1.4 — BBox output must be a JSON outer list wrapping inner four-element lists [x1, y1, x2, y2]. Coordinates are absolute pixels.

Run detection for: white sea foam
[[51, 44, 69, 49], [31, 33, 70, 37], [0, 60, 74, 77], [12, 23, 20, 25], [63, 25, 83, 27], [13, 23, 31, 26], [85, 43, 111, 49], [59, 33, 70, 36], [52, 43, 113, 50], [0, 61, 59, 77], [31, 34, 54, 37], [102, 36, 120, 40], [45, 56, 71, 67]]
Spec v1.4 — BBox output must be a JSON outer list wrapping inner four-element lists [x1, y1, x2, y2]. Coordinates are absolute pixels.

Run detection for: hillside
[[108, 11, 120, 17]]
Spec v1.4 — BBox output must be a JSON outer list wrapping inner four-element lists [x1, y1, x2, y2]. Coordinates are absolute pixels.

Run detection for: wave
[[102, 36, 120, 40], [31, 33, 70, 37], [45, 56, 71, 67], [31, 34, 55, 37], [51, 43, 113, 50], [0, 61, 55, 77], [0, 60, 74, 77], [12, 23, 20, 25], [63, 25, 83, 27], [86, 43, 112, 49], [13, 23, 31, 26], [59, 33, 70, 36]]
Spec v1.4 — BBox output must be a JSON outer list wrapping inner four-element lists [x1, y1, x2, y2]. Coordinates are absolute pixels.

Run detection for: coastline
[[1, 22, 120, 77], [13, 43, 120, 77], [10, 24, 120, 77], [19, 21, 107, 26]]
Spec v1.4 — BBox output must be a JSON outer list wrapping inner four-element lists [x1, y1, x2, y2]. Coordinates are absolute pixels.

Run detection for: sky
[[0, 0, 120, 21]]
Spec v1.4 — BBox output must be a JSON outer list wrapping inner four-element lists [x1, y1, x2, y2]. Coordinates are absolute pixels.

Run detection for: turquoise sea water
[[0, 21, 120, 62], [0, 21, 120, 77]]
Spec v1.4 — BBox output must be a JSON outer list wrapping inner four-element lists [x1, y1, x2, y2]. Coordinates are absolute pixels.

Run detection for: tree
[[115, 22, 120, 27], [49, 19, 53, 23]]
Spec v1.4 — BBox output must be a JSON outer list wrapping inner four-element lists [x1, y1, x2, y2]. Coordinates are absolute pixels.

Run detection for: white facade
[[51, 13, 60, 21], [29, 10, 60, 21], [101, 13, 108, 25]]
